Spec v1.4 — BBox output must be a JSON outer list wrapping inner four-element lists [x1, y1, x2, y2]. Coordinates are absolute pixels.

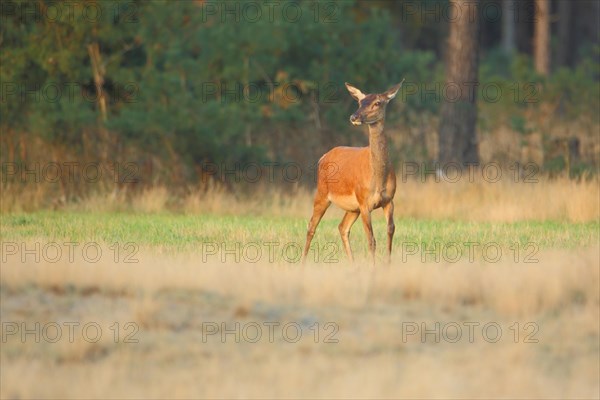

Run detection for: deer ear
[[345, 82, 366, 102], [384, 79, 405, 100]]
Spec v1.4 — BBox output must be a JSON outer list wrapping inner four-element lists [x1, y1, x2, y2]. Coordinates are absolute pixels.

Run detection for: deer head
[[345, 80, 404, 126]]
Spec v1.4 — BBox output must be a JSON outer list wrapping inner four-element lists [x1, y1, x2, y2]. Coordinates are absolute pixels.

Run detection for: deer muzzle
[[350, 113, 362, 126]]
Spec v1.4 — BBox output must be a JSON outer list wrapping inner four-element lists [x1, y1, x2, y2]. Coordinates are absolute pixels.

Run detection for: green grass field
[[2, 211, 598, 259]]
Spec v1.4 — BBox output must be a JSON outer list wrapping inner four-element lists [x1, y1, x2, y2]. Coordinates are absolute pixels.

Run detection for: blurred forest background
[[1, 0, 599, 205]]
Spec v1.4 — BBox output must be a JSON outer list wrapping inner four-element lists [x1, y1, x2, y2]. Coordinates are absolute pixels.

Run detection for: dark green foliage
[[1, 0, 598, 178]]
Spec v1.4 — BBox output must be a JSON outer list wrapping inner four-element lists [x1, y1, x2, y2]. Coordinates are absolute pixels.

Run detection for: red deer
[[302, 80, 404, 266]]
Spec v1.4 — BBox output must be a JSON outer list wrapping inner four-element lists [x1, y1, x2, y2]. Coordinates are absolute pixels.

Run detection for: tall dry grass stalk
[[3, 173, 597, 222], [131, 186, 170, 213], [397, 175, 599, 222], [1, 245, 598, 399], [1, 244, 598, 318]]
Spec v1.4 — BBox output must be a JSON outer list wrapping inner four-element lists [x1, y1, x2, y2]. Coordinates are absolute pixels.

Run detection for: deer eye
[[374, 101, 381, 107]]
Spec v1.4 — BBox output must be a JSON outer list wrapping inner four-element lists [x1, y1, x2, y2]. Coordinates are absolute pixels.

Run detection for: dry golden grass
[[1, 244, 598, 399], [2, 174, 599, 223], [131, 186, 170, 213], [1, 152, 599, 399], [397, 175, 600, 222], [180, 182, 312, 217], [2, 244, 598, 317]]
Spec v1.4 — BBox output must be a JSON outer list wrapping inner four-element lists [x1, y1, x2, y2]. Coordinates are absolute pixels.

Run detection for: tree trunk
[[556, 0, 572, 68], [534, 0, 550, 75], [438, 0, 480, 167], [87, 42, 108, 122], [87, 41, 111, 160], [502, 0, 516, 54]]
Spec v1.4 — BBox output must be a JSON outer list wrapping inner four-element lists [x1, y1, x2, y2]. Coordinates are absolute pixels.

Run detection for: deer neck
[[368, 120, 389, 193]]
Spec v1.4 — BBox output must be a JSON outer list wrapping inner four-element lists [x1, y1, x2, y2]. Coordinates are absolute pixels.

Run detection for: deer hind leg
[[338, 211, 360, 263], [383, 201, 395, 265], [301, 195, 331, 264], [359, 208, 376, 266]]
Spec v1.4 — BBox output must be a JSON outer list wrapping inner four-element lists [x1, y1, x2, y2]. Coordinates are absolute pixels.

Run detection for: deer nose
[[349, 114, 362, 125]]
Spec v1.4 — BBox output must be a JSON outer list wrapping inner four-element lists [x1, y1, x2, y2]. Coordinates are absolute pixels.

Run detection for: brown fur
[[302, 81, 404, 265]]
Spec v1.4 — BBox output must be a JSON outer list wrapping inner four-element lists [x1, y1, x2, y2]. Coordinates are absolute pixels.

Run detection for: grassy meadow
[[1, 177, 599, 399], [3, 0, 599, 397]]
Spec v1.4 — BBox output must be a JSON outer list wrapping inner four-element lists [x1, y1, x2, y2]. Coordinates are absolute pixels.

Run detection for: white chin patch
[[351, 120, 362, 126]]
